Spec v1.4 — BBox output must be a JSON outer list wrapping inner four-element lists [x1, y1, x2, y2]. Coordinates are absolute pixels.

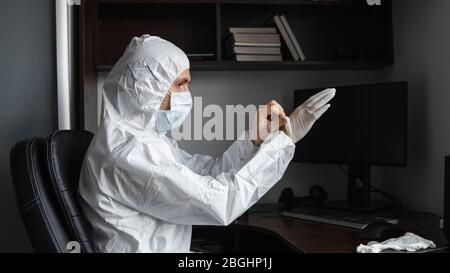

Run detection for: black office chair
[[10, 130, 223, 253], [10, 130, 95, 253]]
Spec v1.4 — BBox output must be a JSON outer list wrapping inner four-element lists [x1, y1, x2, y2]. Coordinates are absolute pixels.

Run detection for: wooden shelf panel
[[87, 0, 393, 72], [96, 2, 218, 66], [96, 60, 392, 72]]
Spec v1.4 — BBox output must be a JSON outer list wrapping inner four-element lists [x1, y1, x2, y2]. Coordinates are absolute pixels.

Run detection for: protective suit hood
[[102, 35, 190, 135]]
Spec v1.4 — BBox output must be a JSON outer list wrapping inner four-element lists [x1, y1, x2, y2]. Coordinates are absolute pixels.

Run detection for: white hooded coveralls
[[78, 35, 295, 253]]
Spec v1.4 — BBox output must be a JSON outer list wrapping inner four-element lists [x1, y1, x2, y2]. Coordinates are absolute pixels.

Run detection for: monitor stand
[[320, 164, 395, 212]]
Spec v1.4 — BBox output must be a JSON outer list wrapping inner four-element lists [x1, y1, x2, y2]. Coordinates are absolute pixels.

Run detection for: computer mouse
[[358, 221, 405, 241]]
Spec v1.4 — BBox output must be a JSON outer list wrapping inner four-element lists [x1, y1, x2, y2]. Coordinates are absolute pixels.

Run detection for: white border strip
[[56, 0, 71, 130]]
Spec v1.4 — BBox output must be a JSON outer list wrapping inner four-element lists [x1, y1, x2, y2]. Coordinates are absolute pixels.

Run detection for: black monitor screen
[[293, 82, 407, 166]]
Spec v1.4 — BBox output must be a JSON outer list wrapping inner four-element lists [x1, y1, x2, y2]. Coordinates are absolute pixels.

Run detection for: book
[[227, 46, 282, 56], [230, 42, 281, 47], [272, 15, 300, 61], [229, 27, 277, 34], [235, 55, 283, 62], [230, 33, 281, 45], [280, 15, 306, 61]]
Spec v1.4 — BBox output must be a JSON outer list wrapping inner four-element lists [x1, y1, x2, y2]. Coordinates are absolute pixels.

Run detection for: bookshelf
[[81, 0, 394, 72]]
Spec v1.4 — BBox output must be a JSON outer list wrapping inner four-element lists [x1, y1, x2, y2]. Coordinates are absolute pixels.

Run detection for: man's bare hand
[[250, 100, 288, 146]]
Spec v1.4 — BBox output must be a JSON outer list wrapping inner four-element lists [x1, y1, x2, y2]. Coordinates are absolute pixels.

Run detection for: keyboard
[[280, 207, 399, 230]]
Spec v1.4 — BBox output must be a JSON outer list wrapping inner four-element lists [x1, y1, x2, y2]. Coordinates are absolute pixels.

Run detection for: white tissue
[[357, 232, 436, 253]]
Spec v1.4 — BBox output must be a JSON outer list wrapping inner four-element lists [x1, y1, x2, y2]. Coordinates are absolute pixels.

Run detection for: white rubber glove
[[357, 233, 436, 253], [286, 88, 336, 144]]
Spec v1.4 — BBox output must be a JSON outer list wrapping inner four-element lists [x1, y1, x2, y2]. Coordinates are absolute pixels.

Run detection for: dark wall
[[379, 0, 450, 215], [0, 0, 57, 252]]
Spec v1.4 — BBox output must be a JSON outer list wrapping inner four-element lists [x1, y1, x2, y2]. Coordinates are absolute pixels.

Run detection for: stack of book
[[224, 15, 306, 62], [225, 27, 283, 62]]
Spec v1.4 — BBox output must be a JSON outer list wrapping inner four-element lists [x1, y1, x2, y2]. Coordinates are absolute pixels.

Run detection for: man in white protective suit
[[78, 35, 336, 253]]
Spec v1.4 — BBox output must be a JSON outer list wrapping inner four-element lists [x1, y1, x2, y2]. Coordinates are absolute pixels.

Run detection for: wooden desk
[[191, 203, 447, 253]]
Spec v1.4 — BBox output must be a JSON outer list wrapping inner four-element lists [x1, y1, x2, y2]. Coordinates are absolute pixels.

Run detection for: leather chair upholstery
[[46, 131, 95, 253], [10, 131, 94, 253]]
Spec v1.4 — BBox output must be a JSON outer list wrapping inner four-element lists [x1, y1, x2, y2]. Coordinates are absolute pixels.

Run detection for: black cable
[[370, 186, 403, 208], [336, 165, 403, 208]]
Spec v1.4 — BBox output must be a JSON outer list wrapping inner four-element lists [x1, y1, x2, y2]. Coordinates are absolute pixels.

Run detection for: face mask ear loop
[[165, 90, 174, 111]]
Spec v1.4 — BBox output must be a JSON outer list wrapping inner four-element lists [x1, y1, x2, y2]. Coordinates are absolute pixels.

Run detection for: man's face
[[159, 69, 191, 110]]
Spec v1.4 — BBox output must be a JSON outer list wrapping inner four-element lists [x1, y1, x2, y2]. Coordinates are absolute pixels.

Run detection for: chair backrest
[[10, 138, 72, 252], [10, 130, 94, 253], [46, 131, 95, 253]]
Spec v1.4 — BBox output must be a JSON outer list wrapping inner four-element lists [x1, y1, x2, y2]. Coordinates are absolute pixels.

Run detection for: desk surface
[[230, 204, 447, 253]]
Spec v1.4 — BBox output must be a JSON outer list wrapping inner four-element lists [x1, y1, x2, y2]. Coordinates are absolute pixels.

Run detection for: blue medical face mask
[[156, 91, 193, 133]]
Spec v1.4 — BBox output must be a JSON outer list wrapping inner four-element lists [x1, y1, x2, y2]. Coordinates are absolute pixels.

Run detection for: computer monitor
[[293, 82, 408, 211]]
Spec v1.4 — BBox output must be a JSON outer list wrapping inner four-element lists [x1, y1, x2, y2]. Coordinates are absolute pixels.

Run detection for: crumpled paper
[[357, 232, 436, 253]]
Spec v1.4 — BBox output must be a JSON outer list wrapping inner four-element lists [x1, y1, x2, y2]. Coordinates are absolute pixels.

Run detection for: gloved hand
[[286, 88, 336, 144], [250, 100, 288, 146]]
